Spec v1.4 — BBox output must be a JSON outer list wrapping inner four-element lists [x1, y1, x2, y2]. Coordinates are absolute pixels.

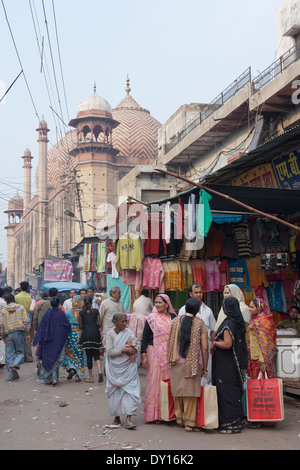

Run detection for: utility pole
[[74, 169, 85, 238]]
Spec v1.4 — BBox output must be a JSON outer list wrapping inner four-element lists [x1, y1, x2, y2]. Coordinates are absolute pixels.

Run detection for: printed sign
[[246, 377, 284, 422], [272, 149, 300, 189], [44, 260, 73, 282]]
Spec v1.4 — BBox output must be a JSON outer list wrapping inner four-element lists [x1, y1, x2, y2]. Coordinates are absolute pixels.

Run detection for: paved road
[[0, 357, 299, 451]]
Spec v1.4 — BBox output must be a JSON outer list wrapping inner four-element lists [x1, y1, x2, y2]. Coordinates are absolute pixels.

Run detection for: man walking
[[0, 294, 30, 381], [15, 281, 33, 362], [63, 288, 77, 313], [33, 288, 59, 331]]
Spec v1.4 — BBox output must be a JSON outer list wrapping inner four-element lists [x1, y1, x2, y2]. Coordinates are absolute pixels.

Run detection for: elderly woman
[[168, 298, 209, 432], [141, 294, 176, 423], [105, 312, 141, 430]]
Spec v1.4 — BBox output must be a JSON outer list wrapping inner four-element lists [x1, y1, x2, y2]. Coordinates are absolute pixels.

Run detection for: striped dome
[[45, 90, 161, 189], [112, 93, 161, 163]]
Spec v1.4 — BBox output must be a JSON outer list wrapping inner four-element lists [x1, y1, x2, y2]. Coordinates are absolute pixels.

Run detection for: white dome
[[77, 92, 112, 115]]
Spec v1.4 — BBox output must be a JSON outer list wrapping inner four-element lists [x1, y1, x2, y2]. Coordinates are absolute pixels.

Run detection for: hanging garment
[[115, 233, 143, 272], [164, 202, 171, 245], [190, 259, 206, 291], [106, 251, 119, 278], [188, 193, 197, 241], [233, 222, 252, 258], [228, 258, 251, 292], [205, 224, 226, 258], [246, 256, 269, 287], [135, 257, 165, 293], [176, 197, 184, 241], [83, 244, 91, 272], [218, 259, 230, 291], [205, 259, 221, 293], [96, 242, 107, 273], [266, 282, 287, 313], [197, 189, 212, 238]]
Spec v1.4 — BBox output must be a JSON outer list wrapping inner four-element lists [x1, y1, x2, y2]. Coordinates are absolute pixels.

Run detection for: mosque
[[4, 79, 174, 288]]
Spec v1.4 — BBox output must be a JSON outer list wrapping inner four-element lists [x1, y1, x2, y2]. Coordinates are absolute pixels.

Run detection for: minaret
[[22, 148, 33, 211], [36, 118, 49, 201]]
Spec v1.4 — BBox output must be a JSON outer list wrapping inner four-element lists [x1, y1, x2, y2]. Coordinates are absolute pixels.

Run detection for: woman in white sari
[[105, 312, 141, 429]]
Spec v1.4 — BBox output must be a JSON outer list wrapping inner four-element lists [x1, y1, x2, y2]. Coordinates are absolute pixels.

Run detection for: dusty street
[[0, 356, 299, 452]]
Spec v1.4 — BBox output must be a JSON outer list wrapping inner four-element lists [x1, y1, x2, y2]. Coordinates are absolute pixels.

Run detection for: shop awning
[[205, 184, 300, 215], [146, 180, 300, 216]]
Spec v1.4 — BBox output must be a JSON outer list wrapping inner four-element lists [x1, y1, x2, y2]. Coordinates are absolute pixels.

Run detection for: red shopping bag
[[160, 379, 176, 422], [196, 385, 219, 429], [246, 372, 284, 422]]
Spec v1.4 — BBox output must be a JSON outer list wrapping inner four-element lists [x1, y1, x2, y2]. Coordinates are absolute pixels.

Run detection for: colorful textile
[[61, 296, 85, 377], [197, 189, 212, 238], [247, 298, 277, 379], [97, 242, 107, 273], [105, 328, 141, 417]]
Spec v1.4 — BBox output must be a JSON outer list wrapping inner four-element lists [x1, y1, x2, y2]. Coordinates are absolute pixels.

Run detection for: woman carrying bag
[[212, 296, 248, 434], [168, 297, 209, 432]]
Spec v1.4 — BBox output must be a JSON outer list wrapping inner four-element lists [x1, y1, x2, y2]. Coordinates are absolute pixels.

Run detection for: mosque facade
[[5, 81, 172, 288]]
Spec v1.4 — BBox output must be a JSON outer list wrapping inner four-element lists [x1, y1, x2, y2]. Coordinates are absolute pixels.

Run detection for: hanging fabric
[[197, 189, 212, 238]]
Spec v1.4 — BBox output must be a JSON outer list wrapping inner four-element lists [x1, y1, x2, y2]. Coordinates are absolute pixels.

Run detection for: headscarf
[[150, 294, 176, 315], [216, 296, 248, 385], [214, 283, 250, 332], [33, 307, 71, 373]]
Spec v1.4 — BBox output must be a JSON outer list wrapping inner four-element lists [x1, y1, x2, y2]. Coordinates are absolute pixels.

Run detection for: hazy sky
[[0, 0, 284, 263]]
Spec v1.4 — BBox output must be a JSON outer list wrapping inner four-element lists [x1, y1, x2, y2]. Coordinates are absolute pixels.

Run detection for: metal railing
[[165, 67, 252, 154], [165, 40, 300, 154], [253, 40, 300, 90]]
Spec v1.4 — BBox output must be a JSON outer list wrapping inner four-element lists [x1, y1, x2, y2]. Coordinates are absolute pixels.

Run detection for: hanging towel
[[197, 189, 212, 238], [188, 193, 197, 241], [91, 243, 97, 271], [96, 242, 107, 273], [83, 244, 91, 272]]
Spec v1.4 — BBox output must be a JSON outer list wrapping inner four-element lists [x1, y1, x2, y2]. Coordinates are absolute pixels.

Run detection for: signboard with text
[[44, 260, 73, 282], [272, 148, 300, 189]]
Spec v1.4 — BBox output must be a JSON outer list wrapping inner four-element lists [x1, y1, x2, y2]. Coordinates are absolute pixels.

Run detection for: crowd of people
[[0, 280, 299, 434]]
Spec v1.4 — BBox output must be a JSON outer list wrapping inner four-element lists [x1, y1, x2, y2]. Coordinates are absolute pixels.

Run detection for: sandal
[[84, 379, 94, 383], [75, 376, 81, 382], [67, 370, 76, 380], [124, 422, 136, 430], [185, 426, 200, 432], [98, 373, 104, 383]]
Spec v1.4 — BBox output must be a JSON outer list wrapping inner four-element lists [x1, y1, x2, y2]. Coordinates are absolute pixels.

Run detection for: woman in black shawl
[[211, 296, 248, 434]]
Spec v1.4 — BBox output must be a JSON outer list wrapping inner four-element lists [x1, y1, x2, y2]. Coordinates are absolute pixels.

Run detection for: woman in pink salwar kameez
[[141, 294, 176, 422]]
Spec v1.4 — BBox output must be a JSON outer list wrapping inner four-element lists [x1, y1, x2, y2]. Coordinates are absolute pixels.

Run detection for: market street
[[0, 357, 299, 451]]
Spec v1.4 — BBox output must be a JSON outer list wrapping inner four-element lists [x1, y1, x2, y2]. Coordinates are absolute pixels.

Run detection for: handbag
[[196, 381, 219, 429], [160, 379, 176, 422], [246, 372, 284, 422]]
